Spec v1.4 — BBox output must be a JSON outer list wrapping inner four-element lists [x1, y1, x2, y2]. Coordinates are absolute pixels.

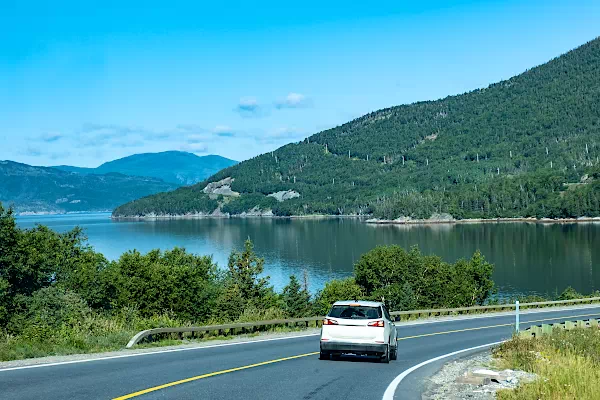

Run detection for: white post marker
[[515, 300, 520, 333]]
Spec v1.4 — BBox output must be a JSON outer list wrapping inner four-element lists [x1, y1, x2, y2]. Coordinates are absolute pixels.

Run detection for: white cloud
[[275, 92, 312, 109], [237, 97, 260, 112], [239, 97, 258, 107]]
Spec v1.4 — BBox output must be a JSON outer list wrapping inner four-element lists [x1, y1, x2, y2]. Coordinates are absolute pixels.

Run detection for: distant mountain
[[0, 161, 178, 214], [114, 37, 600, 219], [53, 152, 237, 185], [52, 165, 95, 174]]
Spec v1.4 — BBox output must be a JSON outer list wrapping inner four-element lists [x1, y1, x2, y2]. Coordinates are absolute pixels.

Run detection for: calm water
[[16, 213, 600, 297]]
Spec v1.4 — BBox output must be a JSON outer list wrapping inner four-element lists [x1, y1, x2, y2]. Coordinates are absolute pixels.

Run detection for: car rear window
[[328, 305, 382, 319]]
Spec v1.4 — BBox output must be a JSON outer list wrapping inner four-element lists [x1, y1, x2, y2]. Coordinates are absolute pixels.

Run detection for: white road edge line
[[0, 333, 320, 373], [382, 341, 505, 400]]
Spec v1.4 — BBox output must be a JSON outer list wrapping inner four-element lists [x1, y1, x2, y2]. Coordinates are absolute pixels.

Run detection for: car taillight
[[323, 318, 338, 325], [367, 320, 385, 327]]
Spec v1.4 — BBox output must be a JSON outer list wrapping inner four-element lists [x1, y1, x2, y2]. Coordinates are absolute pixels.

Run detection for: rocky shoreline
[[111, 212, 600, 224], [18, 210, 113, 216], [110, 213, 361, 220], [365, 216, 600, 225]]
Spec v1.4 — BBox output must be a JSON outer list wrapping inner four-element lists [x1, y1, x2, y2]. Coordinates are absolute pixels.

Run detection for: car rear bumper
[[320, 341, 387, 355]]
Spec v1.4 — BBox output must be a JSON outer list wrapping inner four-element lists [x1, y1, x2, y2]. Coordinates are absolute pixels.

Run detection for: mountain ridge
[[53, 151, 237, 185]]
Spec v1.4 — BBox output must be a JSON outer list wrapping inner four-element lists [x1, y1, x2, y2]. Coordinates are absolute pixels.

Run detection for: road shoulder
[[0, 329, 320, 371]]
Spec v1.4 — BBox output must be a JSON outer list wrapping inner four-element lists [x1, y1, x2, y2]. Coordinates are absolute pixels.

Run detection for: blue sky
[[1, 0, 599, 167]]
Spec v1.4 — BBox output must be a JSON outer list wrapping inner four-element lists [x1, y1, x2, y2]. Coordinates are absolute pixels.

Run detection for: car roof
[[332, 300, 383, 307]]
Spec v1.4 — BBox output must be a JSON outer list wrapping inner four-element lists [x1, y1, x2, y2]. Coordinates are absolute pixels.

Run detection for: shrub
[[354, 245, 494, 310], [111, 247, 219, 321], [313, 278, 364, 315], [556, 286, 583, 301]]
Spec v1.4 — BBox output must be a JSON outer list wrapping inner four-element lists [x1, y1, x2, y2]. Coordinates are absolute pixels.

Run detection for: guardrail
[[390, 296, 600, 320], [518, 318, 600, 338], [126, 317, 324, 348], [126, 296, 600, 348]]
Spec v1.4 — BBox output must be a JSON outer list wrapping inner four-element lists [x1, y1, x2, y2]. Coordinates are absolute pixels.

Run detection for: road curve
[[2, 305, 600, 400]]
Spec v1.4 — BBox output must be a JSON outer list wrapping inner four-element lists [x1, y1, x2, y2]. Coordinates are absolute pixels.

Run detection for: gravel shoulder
[[421, 351, 536, 400]]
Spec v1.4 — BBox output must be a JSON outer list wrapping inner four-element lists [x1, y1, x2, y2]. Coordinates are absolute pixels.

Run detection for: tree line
[[1, 202, 500, 360]]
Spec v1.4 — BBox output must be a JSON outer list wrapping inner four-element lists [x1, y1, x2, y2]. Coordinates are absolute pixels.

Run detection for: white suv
[[319, 300, 397, 362]]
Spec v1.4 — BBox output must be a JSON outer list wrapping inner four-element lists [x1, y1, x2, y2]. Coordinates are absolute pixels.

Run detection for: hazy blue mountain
[[52, 165, 95, 174], [53, 151, 237, 185], [0, 160, 178, 214]]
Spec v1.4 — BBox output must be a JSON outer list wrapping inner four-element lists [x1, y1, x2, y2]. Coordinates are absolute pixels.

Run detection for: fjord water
[[17, 213, 600, 297]]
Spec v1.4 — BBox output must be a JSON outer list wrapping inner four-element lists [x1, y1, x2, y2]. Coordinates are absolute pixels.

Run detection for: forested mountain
[[114, 38, 600, 219], [0, 161, 178, 214], [54, 152, 237, 185]]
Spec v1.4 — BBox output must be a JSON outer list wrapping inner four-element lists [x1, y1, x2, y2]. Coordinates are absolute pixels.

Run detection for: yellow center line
[[397, 312, 600, 341], [112, 352, 319, 399], [114, 311, 600, 399]]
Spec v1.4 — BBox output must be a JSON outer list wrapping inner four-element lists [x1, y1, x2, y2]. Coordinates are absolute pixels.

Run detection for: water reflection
[[16, 214, 599, 296]]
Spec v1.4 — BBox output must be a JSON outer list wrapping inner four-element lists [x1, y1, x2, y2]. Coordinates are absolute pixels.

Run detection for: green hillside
[[54, 152, 237, 185], [0, 161, 178, 214], [114, 38, 600, 219]]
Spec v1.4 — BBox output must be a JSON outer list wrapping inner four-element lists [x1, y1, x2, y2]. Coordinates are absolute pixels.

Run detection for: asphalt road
[[2, 305, 600, 400]]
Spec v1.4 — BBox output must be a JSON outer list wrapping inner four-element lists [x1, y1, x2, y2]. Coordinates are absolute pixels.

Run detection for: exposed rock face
[[210, 206, 228, 217], [239, 207, 274, 217], [429, 213, 455, 222], [202, 177, 239, 197], [267, 190, 300, 202]]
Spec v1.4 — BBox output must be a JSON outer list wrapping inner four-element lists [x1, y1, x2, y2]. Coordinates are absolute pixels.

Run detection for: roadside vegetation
[[0, 202, 593, 361], [493, 328, 600, 399]]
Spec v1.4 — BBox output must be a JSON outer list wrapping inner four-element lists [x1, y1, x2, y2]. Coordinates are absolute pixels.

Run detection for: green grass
[[492, 328, 600, 400], [0, 307, 317, 362]]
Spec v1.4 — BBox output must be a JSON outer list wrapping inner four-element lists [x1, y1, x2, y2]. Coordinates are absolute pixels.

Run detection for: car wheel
[[319, 350, 330, 360], [390, 344, 397, 361], [380, 345, 390, 363]]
